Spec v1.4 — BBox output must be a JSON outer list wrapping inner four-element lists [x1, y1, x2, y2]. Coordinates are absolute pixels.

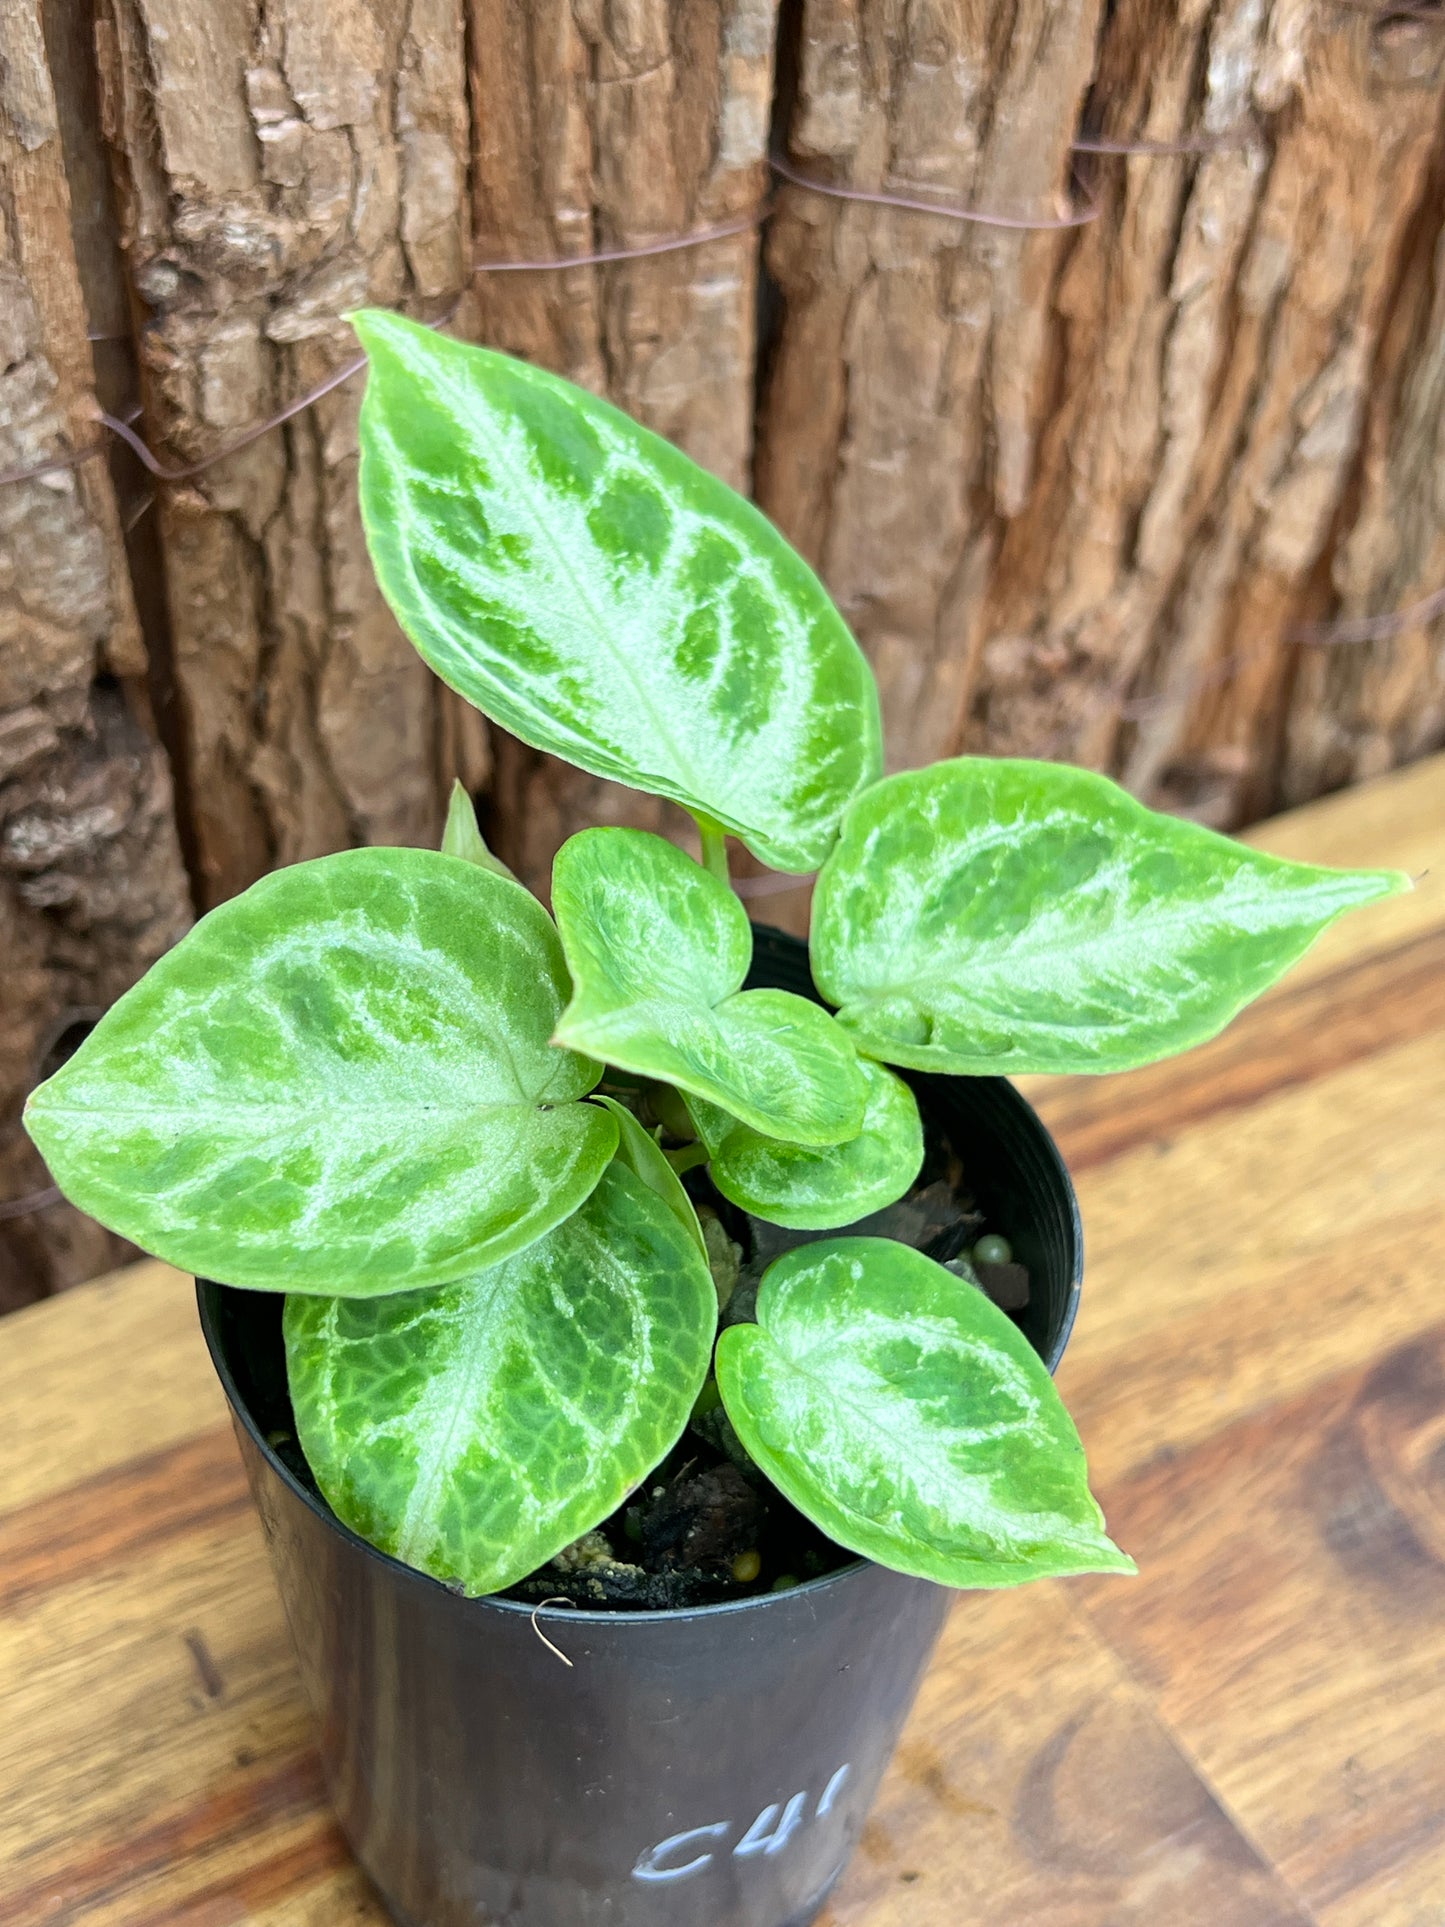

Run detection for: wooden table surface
[[3, 756, 1444, 1927]]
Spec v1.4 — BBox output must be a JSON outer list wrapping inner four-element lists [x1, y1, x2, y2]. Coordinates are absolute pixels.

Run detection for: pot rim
[[197, 1068, 1080, 1631], [198, 1279, 878, 1626], [199, 1272, 878, 1628]]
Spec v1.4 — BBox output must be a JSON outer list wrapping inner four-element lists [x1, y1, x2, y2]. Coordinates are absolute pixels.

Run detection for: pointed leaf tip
[[441, 779, 517, 880], [355, 314, 881, 870], [811, 758, 1413, 1077]]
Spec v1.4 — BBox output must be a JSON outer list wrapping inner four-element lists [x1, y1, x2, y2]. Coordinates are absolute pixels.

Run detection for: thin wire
[[1339, 0, 1444, 19], [0, 1184, 63, 1223], [472, 203, 767, 273], [769, 151, 1097, 231], [95, 353, 367, 483], [1118, 585, 1445, 720], [0, 214, 766, 493], [1291, 582, 1445, 645], [1070, 130, 1247, 156], [0, 399, 140, 491], [0, 439, 107, 490]]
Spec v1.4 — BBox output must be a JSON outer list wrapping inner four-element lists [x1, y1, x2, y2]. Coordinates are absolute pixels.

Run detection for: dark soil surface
[[503, 1128, 1031, 1613], [246, 1116, 1032, 1615]]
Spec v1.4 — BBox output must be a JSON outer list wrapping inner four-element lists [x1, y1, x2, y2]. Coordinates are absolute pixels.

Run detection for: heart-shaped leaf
[[441, 778, 517, 881], [811, 758, 1410, 1076], [716, 1238, 1134, 1587], [591, 1094, 707, 1257], [552, 827, 867, 1146], [25, 848, 615, 1295], [687, 1059, 923, 1230], [352, 309, 882, 872], [284, 1163, 718, 1595]]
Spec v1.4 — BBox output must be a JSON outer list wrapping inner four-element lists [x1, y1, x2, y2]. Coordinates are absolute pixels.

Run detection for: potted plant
[[25, 312, 1405, 1927]]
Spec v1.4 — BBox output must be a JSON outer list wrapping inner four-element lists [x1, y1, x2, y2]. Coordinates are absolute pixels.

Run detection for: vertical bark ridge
[[1, 0, 191, 1305], [464, 0, 779, 892], [95, 0, 486, 908]]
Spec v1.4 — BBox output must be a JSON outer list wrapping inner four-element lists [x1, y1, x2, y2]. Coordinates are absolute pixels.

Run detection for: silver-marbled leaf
[[552, 827, 867, 1146], [25, 848, 614, 1295], [716, 1238, 1134, 1587], [687, 1058, 923, 1230], [811, 758, 1409, 1077], [353, 309, 882, 871], [285, 1163, 718, 1596]]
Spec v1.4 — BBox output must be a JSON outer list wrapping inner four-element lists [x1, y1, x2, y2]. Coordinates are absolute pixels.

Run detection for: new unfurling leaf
[[686, 1058, 923, 1231]]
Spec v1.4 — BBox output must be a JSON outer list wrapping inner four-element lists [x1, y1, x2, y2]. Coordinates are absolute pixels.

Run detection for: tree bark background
[[96, 0, 488, 909], [1, 0, 191, 1307], [757, 0, 1445, 832], [465, 0, 780, 886], [2, 0, 1444, 1299]]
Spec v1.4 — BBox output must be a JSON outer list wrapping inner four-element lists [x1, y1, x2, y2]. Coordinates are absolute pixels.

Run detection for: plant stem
[[664, 1142, 709, 1175], [695, 814, 730, 887]]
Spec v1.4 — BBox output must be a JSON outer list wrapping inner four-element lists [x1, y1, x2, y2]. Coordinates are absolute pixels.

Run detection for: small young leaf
[[591, 1094, 707, 1257], [352, 309, 882, 872], [552, 827, 867, 1146], [687, 1060, 924, 1230], [716, 1238, 1134, 1587], [811, 758, 1410, 1076], [441, 778, 517, 880], [25, 848, 615, 1295], [285, 1164, 718, 1596]]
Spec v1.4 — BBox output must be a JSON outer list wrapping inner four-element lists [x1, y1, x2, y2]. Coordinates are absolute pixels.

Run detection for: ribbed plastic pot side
[[197, 927, 1084, 1927]]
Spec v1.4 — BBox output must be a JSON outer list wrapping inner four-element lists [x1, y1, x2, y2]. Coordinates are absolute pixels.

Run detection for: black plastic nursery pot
[[197, 927, 1083, 1927]]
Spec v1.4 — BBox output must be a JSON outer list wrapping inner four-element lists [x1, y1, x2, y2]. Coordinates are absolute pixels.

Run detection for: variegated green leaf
[[352, 309, 882, 871], [285, 1164, 718, 1595], [25, 849, 614, 1295], [687, 1059, 923, 1230], [552, 827, 867, 1146], [716, 1238, 1134, 1587], [441, 778, 517, 880], [591, 1094, 707, 1257], [811, 758, 1410, 1077]]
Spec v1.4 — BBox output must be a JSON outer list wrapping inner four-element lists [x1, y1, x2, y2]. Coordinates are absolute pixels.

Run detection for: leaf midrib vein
[[757, 1328, 1054, 1569], [453, 390, 706, 799], [395, 1271, 513, 1562], [848, 886, 1344, 1003], [36, 1096, 549, 1120]]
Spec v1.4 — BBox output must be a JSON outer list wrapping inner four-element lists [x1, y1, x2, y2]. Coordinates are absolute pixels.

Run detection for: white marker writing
[[630, 1763, 853, 1885], [734, 1791, 809, 1859], [632, 1822, 732, 1884]]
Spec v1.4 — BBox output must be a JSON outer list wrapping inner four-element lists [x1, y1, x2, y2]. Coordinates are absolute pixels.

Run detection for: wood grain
[[1, 756, 1442, 1924]]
